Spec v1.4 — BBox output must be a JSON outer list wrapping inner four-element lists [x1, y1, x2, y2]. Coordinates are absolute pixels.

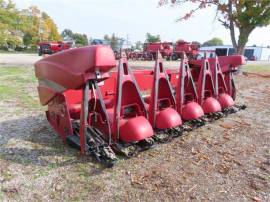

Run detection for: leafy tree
[[202, 37, 223, 47], [21, 6, 42, 43], [159, 0, 270, 54], [23, 32, 32, 47], [61, 28, 88, 46], [61, 29, 73, 39], [0, 0, 23, 49], [145, 33, 161, 43], [103, 33, 121, 50], [0, 1, 61, 49], [41, 12, 61, 41], [72, 33, 88, 46]]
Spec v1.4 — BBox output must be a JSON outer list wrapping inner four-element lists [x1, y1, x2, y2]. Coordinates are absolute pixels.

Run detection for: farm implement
[[34, 45, 246, 167], [37, 41, 73, 56], [130, 40, 200, 61]]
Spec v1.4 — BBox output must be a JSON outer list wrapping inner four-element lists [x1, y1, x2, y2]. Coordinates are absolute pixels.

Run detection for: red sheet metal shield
[[148, 52, 182, 129], [114, 53, 154, 142], [35, 45, 116, 105], [176, 53, 204, 120]]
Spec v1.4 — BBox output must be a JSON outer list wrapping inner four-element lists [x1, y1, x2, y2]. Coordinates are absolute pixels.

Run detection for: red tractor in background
[[130, 41, 200, 61], [143, 42, 173, 60], [37, 41, 73, 56], [171, 41, 200, 60]]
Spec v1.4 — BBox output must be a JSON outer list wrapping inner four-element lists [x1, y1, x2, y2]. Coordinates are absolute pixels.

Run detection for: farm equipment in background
[[35, 45, 246, 167], [171, 41, 200, 61], [130, 41, 200, 61], [91, 38, 133, 60], [141, 42, 174, 60], [37, 41, 73, 56]]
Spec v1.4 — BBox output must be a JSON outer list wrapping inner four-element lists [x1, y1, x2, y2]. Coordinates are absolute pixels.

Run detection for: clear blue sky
[[14, 0, 270, 46]]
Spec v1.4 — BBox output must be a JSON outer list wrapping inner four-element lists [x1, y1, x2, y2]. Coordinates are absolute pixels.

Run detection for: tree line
[[0, 0, 89, 51], [0, 0, 227, 52], [0, 0, 60, 50], [159, 0, 270, 54]]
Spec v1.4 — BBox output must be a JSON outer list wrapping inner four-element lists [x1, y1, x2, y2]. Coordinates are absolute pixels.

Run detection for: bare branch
[[218, 19, 229, 28]]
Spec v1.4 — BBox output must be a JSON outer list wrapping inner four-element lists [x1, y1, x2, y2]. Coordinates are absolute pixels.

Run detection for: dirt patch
[[243, 71, 270, 78], [0, 73, 270, 201]]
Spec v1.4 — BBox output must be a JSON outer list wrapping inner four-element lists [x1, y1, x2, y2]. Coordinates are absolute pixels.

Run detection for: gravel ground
[[0, 54, 40, 67], [0, 67, 269, 201]]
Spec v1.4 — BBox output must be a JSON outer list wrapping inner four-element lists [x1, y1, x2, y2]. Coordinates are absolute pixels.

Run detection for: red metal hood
[[35, 45, 116, 106]]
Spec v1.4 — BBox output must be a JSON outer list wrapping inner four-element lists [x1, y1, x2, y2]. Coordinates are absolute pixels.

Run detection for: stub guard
[[148, 51, 182, 129], [196, 58, 221, 114], [114, 52, 154, 143], [176, 53, 204, 121], [209, 57, 234, 109]]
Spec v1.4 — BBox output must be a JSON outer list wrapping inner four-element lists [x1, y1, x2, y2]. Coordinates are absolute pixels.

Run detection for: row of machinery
[[37, 40, 202, 61], [129, 41, 201, 61]]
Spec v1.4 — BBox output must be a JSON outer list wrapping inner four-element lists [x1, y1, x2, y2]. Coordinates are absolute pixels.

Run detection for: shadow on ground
[[0, 114, 106, 171]]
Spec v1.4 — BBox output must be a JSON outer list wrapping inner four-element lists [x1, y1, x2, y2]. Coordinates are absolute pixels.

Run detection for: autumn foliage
[[159, 0, 270, 54], [0, 0, 61, 50]]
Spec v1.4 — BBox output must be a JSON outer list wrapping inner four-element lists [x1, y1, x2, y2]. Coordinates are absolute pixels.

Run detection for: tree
[[202, 37, 223, 47], [0, 0, 23, 49], [19, 5, 61, 46], [23, 32, 32, 47], [159, 0, 270, 54], [0, 1, 62, 49], [41, 12, 61, 41], [72, 33, 88, 46], [103, 33, 121, 50], [61, 28, 88, 46], [61, 29, 73, 39], [145, 32, 161, 43]]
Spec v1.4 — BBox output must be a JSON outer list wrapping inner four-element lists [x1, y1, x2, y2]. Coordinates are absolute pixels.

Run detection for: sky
[[13, 0, 270, 46]]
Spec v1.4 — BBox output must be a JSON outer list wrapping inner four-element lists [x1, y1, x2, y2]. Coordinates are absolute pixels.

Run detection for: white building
[[200, 45, 270, 61]]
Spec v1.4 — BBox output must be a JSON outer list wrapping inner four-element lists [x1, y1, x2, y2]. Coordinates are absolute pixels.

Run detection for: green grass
[[0, 85, 14, 100], [0, 66, 41, 110], [242, 64, 270, 73]]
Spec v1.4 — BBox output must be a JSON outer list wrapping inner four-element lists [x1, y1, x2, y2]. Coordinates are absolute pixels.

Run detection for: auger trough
[[34, 45, 246, 167]]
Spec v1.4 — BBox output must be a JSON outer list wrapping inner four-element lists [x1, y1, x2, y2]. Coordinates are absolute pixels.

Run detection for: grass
[[242, 63, 270, 73], [0, 85, 14, 100], [0, 66, 41, 110]]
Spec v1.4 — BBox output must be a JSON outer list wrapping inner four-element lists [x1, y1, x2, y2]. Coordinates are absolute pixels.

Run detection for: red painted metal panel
[[35, 45, 116, 105]]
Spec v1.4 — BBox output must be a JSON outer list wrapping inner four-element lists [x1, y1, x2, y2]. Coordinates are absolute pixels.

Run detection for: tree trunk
[[228, 1, 237, 50], [228, 0, 254, 55], [236, 27, 253, 55], [236, 45, 245, 55]]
